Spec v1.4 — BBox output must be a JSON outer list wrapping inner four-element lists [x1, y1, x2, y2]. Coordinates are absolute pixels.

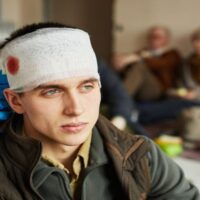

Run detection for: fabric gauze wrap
[[0, 28, 100, 92]]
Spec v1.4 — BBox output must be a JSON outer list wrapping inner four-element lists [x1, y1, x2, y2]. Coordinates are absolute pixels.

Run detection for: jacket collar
[[89, 127, 108, 166], [96, 115, 149, 171]]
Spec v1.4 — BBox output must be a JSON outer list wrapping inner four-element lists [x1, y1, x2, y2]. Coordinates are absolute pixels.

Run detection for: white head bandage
[[0, 28, 100, 92]]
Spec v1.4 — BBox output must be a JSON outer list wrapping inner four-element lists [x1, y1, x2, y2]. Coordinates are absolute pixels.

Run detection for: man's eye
[[80, 84, 94, 92], [43, 89, 61, 96]]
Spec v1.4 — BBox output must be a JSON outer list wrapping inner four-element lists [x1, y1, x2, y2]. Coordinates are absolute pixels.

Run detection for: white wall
[[113, 0, 200, 56]]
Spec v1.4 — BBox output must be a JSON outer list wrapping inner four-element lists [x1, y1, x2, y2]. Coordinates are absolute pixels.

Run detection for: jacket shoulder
[[0, 159, 23, 200]]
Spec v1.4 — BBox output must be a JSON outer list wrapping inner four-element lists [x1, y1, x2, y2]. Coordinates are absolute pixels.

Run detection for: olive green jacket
[[0, 114, 199, 200]]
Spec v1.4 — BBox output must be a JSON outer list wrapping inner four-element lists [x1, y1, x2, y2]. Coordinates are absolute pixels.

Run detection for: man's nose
[[63, 92, 84, 116]]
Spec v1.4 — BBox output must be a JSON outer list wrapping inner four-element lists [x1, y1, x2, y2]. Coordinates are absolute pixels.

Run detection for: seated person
[[0, 22, 199, 200], [183, 28, 200, 100], [113, 26, 182, 101]]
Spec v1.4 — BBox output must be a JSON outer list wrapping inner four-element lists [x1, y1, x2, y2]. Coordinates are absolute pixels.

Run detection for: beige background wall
[[1, 0, 43, 28], [113, 0, 200, 56], [2, 1, 199, 58]]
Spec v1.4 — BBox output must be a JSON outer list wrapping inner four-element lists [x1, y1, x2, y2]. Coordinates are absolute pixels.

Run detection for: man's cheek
[[90, 92, 101, 105]]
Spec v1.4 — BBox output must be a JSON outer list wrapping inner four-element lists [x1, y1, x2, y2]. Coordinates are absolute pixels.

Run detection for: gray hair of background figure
[[147, 25, 171, 39], [191, 28, 200, 42]]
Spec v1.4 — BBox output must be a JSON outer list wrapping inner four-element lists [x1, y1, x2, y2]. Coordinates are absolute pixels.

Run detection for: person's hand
[[111, 116, 127, 130], [140, 50, 152, 59], [112, 53, 140, 72], [125, 53, 141, 63]]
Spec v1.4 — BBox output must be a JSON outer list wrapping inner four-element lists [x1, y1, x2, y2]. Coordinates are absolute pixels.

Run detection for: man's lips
[[60, 122, 88, 133]]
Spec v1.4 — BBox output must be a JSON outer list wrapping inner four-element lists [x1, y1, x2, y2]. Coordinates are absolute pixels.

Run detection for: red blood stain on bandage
[[7, 56, 20, 75]]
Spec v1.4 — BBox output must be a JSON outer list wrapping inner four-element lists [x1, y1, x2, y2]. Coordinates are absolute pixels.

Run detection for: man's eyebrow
[[34, 84, 64, 90], [79, 78, 99, 85]]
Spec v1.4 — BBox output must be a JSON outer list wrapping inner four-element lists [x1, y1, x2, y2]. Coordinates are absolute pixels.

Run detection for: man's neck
[[23, 124, 81, 171], [42, 141, 80, 172]]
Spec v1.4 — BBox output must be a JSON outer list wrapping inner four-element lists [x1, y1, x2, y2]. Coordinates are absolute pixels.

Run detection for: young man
[[0, 23, 199, 200]]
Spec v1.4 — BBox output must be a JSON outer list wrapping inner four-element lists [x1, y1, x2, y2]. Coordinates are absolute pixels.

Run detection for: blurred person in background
[[112, 26, 200, 125], [182, 28, 200, 100], [112, 25, 181, 101]]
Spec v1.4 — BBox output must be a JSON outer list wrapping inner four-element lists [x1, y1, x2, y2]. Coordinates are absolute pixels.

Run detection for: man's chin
[[58, 131, 91, 147]]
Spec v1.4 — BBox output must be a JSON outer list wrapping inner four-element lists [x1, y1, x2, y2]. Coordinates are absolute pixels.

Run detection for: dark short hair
[[0, 22, 77, 49]]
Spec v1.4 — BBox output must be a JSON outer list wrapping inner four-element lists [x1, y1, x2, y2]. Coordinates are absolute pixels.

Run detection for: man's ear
[[3, 89, 24, 114]]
